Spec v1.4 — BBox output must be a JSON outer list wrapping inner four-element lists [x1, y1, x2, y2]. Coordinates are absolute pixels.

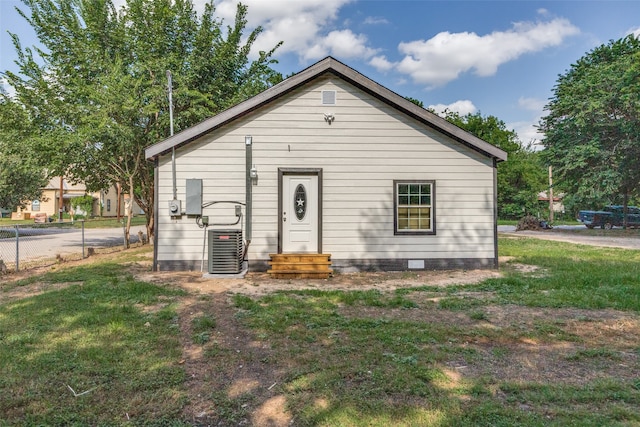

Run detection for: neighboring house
[[12, 177, 141, 219], [99, 186, 144, 218], [538, 191, 565, 214], [145, 57, 507, 274]]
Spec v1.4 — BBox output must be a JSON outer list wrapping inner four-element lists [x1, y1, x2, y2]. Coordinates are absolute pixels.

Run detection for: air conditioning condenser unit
[[208, 229, 243, 274]]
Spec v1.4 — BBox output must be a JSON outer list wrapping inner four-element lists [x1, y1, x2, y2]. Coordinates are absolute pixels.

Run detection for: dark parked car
[[578, 205, 640, 229]]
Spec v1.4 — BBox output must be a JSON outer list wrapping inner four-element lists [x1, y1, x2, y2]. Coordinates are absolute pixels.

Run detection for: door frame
[[278, 168, 323, 254]]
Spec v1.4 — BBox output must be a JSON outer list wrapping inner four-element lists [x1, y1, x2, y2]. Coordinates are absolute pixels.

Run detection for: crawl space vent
[[322, 90, 336, 105]]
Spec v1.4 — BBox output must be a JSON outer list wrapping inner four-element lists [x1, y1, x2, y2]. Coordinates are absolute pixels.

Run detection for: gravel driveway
[[498, 225, 640, 250]]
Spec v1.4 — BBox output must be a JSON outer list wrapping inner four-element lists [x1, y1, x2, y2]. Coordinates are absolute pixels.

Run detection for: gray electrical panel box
[[185, 179, 203, 216]]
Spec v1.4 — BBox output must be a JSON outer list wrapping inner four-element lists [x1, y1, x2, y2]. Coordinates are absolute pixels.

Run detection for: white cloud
[[363, 16, 389, 25], [509, 120, 544, 146], [513, 97, 548, 145], [627, 27, 640, 38], [0, 77, 16, 98], [369, 55, 395, 72], [303, 29, 378, 61], [396, 18, 579, 88], [214, 0, 372, 62], [215, 0, 349, 24], [518, 96, 547, 112], [428, 100, 477, 116], [116, 0, 369, 62]]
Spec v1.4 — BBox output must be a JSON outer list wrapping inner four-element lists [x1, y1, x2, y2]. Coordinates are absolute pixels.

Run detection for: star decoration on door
[[294, 184, 307, 220]]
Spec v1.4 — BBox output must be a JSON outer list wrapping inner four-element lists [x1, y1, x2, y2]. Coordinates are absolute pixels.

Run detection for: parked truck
[[577, 205, 640, 229]]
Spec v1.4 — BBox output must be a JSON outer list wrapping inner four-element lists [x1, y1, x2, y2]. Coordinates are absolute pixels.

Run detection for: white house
[[145, 57, 507, 276]]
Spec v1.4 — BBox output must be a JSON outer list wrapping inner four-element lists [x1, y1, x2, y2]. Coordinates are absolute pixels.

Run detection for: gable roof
[[145, 57, 507, 162]]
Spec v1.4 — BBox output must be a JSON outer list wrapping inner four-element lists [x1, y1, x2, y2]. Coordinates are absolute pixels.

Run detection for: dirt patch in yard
[[338, 301, 640, 386], [135, 268, 499, 424], [147, 267, 639, 424], [136, 268, 502, 297], [172, 289, 296, 426]]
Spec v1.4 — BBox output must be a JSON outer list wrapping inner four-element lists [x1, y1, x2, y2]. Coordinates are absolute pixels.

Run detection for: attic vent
[[322, 90, 336, 105]]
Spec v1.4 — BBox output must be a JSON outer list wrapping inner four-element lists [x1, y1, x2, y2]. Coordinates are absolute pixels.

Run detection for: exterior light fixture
[[324, 113, 335, 124]]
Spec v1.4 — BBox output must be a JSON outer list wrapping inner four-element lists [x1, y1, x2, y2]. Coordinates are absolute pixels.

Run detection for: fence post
[[14, 225, 19, 272]]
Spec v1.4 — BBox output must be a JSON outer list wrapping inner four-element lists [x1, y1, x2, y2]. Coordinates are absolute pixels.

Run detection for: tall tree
[[442, 111, 547, 219], [2, 0, 282, 243], [0, 96, 48, 211], [539, 35, 640, 226]]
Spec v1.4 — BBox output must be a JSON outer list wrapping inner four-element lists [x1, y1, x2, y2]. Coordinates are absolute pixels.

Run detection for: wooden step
[[269, 254, 331, 262], [267, 253, 332, 279], [268, 263, 332, 271], [266, 270, 334, 279]]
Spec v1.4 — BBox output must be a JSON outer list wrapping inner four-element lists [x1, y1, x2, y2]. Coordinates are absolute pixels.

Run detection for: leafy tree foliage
[[0, 96, 47, 211], [70, 194, 95, 218], [2, 0, 282, 242], [442, 111, 547, 219], [539, 35, 640, 224], [405, 96, 424, 108]]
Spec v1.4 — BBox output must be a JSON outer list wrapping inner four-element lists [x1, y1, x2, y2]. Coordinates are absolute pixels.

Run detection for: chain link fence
[[0, 221, 141, 274]]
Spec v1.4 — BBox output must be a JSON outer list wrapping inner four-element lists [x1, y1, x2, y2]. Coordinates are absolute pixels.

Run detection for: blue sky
[[2, 0, 639, 144]]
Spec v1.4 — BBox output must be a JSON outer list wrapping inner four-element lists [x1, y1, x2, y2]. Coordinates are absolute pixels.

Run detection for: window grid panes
[[397, 182, 432, 232]]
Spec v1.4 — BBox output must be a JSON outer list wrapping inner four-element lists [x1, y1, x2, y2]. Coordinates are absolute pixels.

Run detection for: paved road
[[498, 225, 640, 250], [0, 225, 146, 268]]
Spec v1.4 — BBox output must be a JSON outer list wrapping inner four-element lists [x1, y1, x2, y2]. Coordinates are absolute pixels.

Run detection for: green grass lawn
[[0, 249, 187, 425], [1, 239, 639, 425]]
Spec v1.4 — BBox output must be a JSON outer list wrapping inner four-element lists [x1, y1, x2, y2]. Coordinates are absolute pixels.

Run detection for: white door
[[282, 175, 318, 253]]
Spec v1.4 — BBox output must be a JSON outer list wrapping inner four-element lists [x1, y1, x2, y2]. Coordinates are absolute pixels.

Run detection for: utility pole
[[167, 70, 177, 203], [548, 165, 554, 223]]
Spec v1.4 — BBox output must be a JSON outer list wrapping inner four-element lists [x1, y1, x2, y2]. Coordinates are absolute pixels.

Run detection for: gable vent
[[322, 90, 336, 105]]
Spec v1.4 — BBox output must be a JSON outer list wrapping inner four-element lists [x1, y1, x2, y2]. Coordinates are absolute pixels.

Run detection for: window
[[106, 199, 111, 212], [32, 200, 40, 212], [394, 180, 435, 235]]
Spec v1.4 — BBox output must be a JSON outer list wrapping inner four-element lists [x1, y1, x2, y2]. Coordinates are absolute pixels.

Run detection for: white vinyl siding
[[155, 75, 496, 266]]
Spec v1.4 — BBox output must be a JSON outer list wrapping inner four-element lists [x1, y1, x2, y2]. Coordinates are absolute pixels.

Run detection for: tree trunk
[[146, 207, 154, 244], [123, 175, 135, 248], [116, 182, 122, 222], [134, 162, 155, 243]]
